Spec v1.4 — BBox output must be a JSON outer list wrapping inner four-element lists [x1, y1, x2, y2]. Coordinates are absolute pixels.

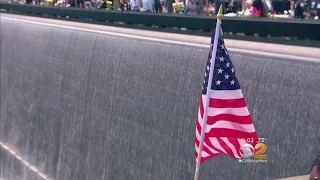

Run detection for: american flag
[[195, 28, 258, 163]]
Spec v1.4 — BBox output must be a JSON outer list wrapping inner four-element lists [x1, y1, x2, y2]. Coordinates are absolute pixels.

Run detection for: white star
[[221, 45, 225, 50], [207, 66, 210, 70], [224, 74, 230, 79], [219, 56, 225, 62], [230, 80, 235, 85], [216, 80, 222, 85], [226, 62, 230, 68], [217, 68, 224, 74], [225, 49, 229, 55], [231, 68, 235, 73]]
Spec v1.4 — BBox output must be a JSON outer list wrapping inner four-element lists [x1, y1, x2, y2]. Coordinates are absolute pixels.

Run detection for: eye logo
[[239, 144, 255, 159]]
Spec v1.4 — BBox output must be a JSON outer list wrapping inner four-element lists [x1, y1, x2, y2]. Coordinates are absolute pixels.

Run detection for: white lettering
[[241, 159, 268, 163]]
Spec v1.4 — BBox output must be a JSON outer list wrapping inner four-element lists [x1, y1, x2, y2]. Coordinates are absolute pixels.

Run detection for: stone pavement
[[276, 175, 309, 180]]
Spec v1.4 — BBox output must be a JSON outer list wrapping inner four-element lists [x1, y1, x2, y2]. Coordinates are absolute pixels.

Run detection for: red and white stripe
[[195, 89, 258, 163]]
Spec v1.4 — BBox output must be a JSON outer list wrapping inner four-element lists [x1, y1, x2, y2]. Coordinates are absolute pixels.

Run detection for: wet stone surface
[[1, 18, 320, 180]]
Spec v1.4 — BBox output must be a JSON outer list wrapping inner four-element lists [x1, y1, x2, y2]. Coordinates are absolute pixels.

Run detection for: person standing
[[184, 0, 198, 14], [141, 0, 154, 11], [271, 0, 287, 14], [317, 0, 320, 18], [154, 0, 162, 12], [310, 0, 319, 19], [84, 0, 93, 8], [195, 0, 203, 14], [215, 0, 239, 14], [252, 0, 265, 16], [215, 0, 227, 14], [294, 0, 311, 18]]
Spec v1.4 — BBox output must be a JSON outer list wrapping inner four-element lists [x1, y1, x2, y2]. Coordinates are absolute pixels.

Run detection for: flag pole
[[193, 5, 224, 180]]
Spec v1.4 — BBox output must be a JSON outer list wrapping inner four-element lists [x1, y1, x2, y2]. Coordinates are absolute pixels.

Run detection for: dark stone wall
[[1, 18, 320, 180]]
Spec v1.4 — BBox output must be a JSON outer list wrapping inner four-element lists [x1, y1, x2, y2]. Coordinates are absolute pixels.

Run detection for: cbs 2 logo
[[254, 143, 267, 159], [240, 143, 267, 159]]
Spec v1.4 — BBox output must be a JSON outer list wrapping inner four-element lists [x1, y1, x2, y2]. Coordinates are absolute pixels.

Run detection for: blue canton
[[202, 29, 240, 95]]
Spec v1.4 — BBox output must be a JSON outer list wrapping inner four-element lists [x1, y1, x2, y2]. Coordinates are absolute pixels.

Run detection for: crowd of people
[[216, 0, 320, 19], [17, 0, 320, 19]]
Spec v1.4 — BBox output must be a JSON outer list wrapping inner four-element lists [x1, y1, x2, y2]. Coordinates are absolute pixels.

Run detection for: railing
[[1, 3, 320, 47]]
